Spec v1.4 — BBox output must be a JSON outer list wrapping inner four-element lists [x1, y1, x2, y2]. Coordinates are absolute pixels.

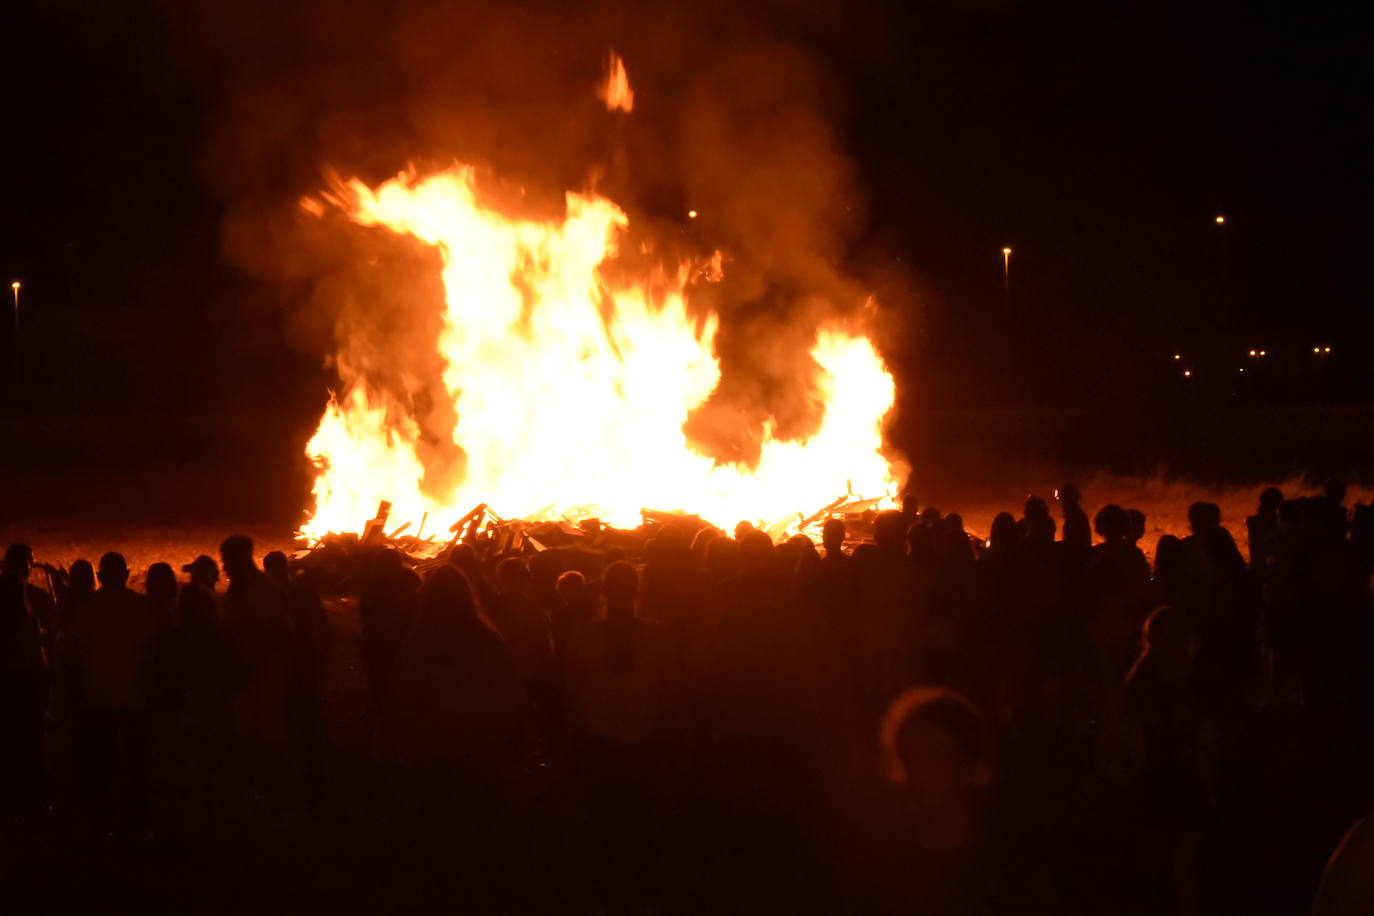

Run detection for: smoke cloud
[[89, 0, 910, 471]]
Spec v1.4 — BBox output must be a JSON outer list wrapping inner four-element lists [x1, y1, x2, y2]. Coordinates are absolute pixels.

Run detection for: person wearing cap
[[183, 555, 220, 593]]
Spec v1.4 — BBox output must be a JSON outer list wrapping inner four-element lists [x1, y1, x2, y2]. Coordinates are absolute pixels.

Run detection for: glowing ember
[[598, 51, 634, 113], [300, 165, 898, 541]]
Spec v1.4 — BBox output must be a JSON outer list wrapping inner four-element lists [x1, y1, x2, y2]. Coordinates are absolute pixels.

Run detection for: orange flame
[[598, 51, 634, 113], [301, 165, 898, 541]]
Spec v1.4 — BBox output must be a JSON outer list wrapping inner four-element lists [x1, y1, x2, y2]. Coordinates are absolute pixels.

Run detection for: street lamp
[[9, 281, 17, 325], [1215, 215, 1226, 224], [1001, 247, 1012, 306]]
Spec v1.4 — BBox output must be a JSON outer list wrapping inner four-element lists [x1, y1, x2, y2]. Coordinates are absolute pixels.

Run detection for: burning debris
[[294, 492, 892, 595]]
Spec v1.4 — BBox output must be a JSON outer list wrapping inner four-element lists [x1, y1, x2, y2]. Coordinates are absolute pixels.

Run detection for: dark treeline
[[3, 482, 1374, 913]]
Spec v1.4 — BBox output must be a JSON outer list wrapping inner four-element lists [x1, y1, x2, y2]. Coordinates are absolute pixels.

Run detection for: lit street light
[[9, 281, 17, 325], [1215, 215, 1226, 224], [1001, 247, 1011, 307]]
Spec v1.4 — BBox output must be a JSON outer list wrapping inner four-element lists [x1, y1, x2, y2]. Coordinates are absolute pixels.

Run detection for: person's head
[[1127, 508, 1146, 544], [738, 528, 776, 575], [3, 544, 34, 581], [1154, 534, 1184, 580], [822, 517, 846, 557], [1186, 501, 1222, 535], [556, 569, 591, 611], [919, 507, 941, 528], [603, 561, 638, 621], [1324, 477, 1347, 505], [145, 562, 177, 605], [733, 520, 757, 542], [703, 536, 741, 581], [1056, 483, 1081, 510], [263, 550, 290, 584], [988, 512, 1018, 552], [183, 555, 219, 590], [68, 559, 95, 596], [422, 565, 478, 624], [178, 583, 218, 629], [495, 556, 531, 595], [1024, 494, 1050, 521], [219, 535, 256, 580], [1135, 604, 1198, 671], [874, 509, 907, 557], [1258, 486, 1284, 514], [447, 543, 481, 575], [880, 687, 990, 847], [1093, 504, 1132, 543], [901, 492, 920, 521], [97, 552, 129, 589]]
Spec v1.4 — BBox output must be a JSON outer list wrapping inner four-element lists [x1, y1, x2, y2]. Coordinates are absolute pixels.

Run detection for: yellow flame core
[[599, 52, 634, 112], [301, 166, 898, 540]]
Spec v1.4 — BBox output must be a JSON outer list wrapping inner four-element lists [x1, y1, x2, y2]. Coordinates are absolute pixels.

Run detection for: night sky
[[2, 0, 1369, 419]]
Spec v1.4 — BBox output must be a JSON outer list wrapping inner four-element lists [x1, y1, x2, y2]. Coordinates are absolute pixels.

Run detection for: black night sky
[[2, 0, 1369, 422]]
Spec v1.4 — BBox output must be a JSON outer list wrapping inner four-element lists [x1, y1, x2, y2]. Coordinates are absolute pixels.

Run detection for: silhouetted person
[[219, 534, 295, 804], [153, 584, 242, 825], [1057, 483, 1089, 546], [1128, 508, 1147, 549], [1246, 487, 1284, 575], [821, 517, 847, 561], [358, 547, 421, 724], [145, 561, 177, 630], [1090, 504, 1152, 657], [553, 569, 598, 657], [65, 552, 158, 830], [3, 543, 57, 648], [565, 561, 671, 749], [491, 556, 555, 687], [0, 573, 46, 822], [182, 554, 220, 593], [265, 549, 326, 792], [1312, 814, 1374, 916], [1123, 605, 1216, 914], [58, 558, 95, 632], [836, 686, 995, 913], [1316, 477, 1349, 540], [387, 566, 519, 775]]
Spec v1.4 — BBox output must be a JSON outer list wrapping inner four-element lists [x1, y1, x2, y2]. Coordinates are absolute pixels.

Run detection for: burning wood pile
[[293, 493, 891, 594]]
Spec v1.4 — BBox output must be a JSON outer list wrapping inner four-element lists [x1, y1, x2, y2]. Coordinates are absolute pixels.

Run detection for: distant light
[[1314, 347, 1321, 354], [1183, 370, 1192, 377], [1173, 353, 1181, 360], [1002, 247, 1012, 255], [1249, 349, 1257, 357], [1215, 215, 1226, 224], [1259, 350, 1267, 357], [1325, 346, 1332, 353], [9, 282, 17, 290], [687, 209, 698, 219], [1238, 367, 1245, 373]]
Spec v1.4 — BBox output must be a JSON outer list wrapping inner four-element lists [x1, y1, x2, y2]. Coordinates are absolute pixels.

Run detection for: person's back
[[389, 566, 520, 765], [219, 537, 292, 665], [564, 562, 671, 747], [68, 554, 158, 712], [0, 575, 46, 820]]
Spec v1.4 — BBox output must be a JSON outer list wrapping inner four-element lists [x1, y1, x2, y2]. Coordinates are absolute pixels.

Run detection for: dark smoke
[[74, 0, 915, 471]]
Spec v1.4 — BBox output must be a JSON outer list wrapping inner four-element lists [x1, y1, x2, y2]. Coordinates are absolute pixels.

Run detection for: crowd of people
[[3, 481, 1374, 913]]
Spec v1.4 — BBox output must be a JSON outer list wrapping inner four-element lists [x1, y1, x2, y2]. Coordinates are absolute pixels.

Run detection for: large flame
[[301, 165, 898, 541]]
